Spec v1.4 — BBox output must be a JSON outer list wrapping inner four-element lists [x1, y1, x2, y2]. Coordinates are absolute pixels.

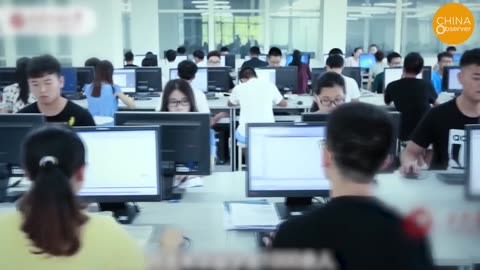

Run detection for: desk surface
[[1, 171, 479, 265]]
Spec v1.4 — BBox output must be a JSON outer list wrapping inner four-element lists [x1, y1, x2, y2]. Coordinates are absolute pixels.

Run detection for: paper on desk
[[226, 203, 280, 230], [175, 176, 204, 188], [122, 225, 154, 248]]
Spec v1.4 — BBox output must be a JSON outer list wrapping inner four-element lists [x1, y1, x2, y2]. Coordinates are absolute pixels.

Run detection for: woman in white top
[[0, 57, 36, 113], [344, 47, 363, 67]]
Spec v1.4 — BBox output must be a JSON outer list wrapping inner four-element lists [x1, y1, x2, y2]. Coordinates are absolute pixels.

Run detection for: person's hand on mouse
[[261, 231, 276, 248], [400, 160, 420, 176]]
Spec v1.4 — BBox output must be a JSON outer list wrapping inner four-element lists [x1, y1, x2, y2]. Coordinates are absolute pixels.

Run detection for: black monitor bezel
[[246, 122, 329, 198], [442, 66, 462, 93], [465, 124, 480, 201], [134, 67, 162, 93], [74, 125, 163, 203]]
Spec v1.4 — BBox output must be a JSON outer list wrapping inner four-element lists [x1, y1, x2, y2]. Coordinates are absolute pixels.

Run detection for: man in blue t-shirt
[[431, 52, 453, 94]]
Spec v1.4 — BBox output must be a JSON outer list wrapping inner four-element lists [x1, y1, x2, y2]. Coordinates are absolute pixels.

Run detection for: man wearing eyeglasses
[[325, 55, 361, 102]]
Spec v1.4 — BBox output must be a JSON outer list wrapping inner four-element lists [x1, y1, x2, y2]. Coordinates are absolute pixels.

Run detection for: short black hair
[[403, 52, 424, 75], [193, 50, 205, 60], [84, 57, 100, 68], [220, 47, 229, 53], [437, 51, 453, 62], [166, 50, 177, 62], [177, 60, 198, 81], [124, 51, 134, 61], [207, 50, 221, 59], [27, 54, 61, 78], [268, 47, 282, 57], [387, 52, 401, 64], [328, 48, 343, 56], [249, 46, 261, 56], [374, 51, 385, 62], [177, 46, 186, 54], [326, 54, 344, 69], [369, 44, 378, 50], [141, 54, 158, 67], [326, 103, 393, 183], [314, 72, 346, 95], [460, 48, 480, 67], [446, 46, 457, 52], [239, 67, 257, 80]]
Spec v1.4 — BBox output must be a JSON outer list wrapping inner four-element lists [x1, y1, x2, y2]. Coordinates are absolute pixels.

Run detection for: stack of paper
[[223, 200, 281, 231]]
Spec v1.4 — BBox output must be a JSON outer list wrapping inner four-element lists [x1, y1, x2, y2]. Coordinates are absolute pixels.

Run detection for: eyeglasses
[[168, 100, 190, 107], [319, 98, 345, 106]]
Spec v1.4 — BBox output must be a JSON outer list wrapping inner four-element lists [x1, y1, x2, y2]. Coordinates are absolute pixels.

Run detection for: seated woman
[[0, 125, 144, 269], [0, 57, 36, 113], [160, 79, 217, 181], [84, 60, 135, 118], [311, 72, 346, 113]]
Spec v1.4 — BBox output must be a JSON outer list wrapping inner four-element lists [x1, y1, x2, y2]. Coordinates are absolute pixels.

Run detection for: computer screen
[[312, 68, 326, 82], [466, 125, 480, 200], [113, 69, 136, 93], [207, 67, 231, 92], [384, 67, 423, 89], [255, 69, 276, 84], [225, 54, 236, 69], [359, 54, 376, 69], [0, 114, 45, 175], [285, 54, 310, 66], [220, 55, 226, 67], [245, 55, 267, 62], [114, 112, 211, 176], [443, 66, 462, 93], [257, 67, 298, 92], [135, 67, 162, 92], [61, 67, 77, 93], [169, 67, 208, 92], [301, 111, 400, 172], [76, 67, 94, 92], [172, 55, 188, 67], [453, 53, 462, 64], [0, 68, 16, 89], [247, 123, 329, 197], [342, 67, 362, 88], [75, 126, 161, 202]]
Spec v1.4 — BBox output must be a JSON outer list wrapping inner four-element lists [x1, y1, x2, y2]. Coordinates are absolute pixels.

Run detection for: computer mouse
[[297, 101, 303, 105], [402, 171, 429, 180]]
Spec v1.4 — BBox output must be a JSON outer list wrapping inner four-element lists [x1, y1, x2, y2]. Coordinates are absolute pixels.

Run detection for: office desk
[[1, 171, 479, 267]]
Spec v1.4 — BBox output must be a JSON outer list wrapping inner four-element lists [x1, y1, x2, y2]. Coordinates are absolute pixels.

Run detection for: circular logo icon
[[433, 3, 475, 45]]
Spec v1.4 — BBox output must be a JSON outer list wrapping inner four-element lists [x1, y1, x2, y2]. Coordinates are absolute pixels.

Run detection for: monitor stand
[[162, 174, 186, 201], [275, 197, 320, 220], [99, 202, 138, 224]]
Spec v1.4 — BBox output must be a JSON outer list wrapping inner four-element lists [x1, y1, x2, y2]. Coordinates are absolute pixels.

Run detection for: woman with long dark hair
[[288, 50, 312, 94], [0, 125, 144, 268], [0, 57, 36, 113], [84, 60, 135, 117]]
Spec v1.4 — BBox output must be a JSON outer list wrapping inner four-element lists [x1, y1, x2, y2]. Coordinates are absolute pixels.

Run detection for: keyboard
[[65, 93, 86, 100], [134, 96, 152, 101], [436, 173, 465, 185]]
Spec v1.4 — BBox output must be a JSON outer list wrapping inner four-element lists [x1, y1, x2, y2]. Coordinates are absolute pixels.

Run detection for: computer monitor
[[207, 67, 231, 92], [384, 67, 423, 89], [169, 67, 208, 92], [255, 69, 276, 84], [113, 69, 136, 93], [257, 66, 298, 92], [61, 67, 77, 93], [0, 68, 16, 89], [453, 53, 462, 64], [285, 54, 310, 66], [225, 54, 236, 69], [75, 126, 161, 202], [301, 111, 401, 172], [0, 114, 45, 176], [247, 122, 328, 218], [135, 67, 162, 93], [76, 67, 94, 92], [114, 112, 211, 176], [466, 125, 480, 200], [220, 55, 226, 67], [172, 55, 188, 67], [245, 55, 267, 62], [311, 68, 326, 82], [359, 54, 376, 69], [442, 66, 462, 94], [342, 67, 362, 88]]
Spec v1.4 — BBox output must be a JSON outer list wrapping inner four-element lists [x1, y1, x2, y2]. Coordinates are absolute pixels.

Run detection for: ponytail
[[19, 156, 87, 256]]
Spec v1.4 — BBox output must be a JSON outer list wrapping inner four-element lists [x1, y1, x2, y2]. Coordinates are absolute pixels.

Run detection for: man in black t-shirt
[[384, 52, 438, 141], [18, 55, 95, 127], [272, 103, 434, 270], [401, 49, 480, 173]]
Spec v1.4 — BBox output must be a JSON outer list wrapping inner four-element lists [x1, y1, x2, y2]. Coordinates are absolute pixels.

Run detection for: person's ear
[[322, 144, 332, 168], [72, 166, 85, 193]]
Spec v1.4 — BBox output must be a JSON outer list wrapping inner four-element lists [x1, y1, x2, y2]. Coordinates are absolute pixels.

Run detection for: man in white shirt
[[227, 67, 288, 143], [161, 50, 178, 89], [326, 54, 361, 102]]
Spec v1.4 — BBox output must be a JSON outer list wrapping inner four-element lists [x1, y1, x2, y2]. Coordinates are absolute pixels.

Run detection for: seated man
[[272, 103, 434, 270]]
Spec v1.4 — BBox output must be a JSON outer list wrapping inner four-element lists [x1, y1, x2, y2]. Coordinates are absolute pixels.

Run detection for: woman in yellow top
[[0, 125, 145, 270]]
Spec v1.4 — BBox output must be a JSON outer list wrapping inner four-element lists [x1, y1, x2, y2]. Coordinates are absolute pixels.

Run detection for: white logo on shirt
[[448, 129, 465, 169]]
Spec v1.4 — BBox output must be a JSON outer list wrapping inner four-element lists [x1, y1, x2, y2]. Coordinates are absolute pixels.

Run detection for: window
[[158, 13, 208, 55]]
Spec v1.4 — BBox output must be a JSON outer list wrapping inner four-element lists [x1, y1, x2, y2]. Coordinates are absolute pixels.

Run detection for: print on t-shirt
[[448, 129, 466, 169]]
